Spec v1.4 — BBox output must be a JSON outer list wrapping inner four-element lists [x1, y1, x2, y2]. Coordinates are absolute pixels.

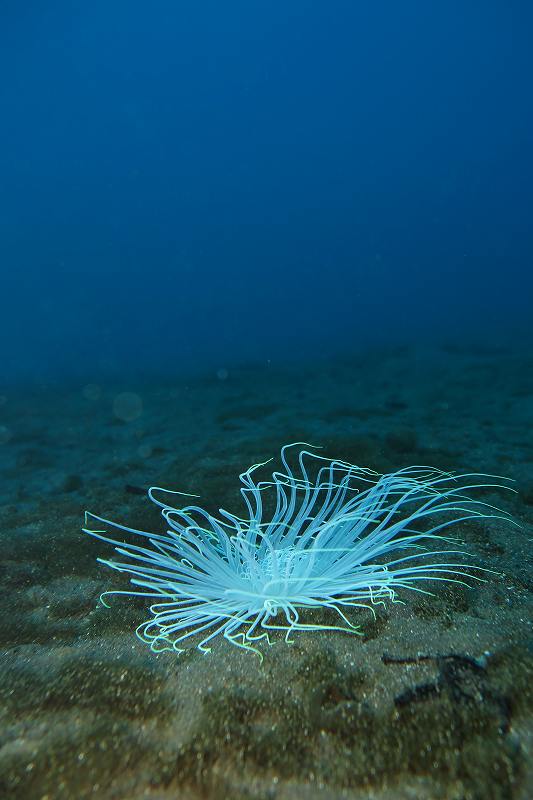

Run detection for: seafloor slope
[[1, 345, 532, 800]]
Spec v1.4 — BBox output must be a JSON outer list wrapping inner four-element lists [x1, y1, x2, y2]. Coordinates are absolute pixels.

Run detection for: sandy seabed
[[1, 345, 532, 800]]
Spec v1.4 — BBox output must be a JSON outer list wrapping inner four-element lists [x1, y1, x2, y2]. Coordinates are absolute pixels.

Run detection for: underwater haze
[[1, 0, 532, 382], [1, 4, 533, 800]]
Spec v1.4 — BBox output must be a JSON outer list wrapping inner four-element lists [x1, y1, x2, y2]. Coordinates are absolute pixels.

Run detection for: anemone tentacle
[[83, 443, 515, 658]]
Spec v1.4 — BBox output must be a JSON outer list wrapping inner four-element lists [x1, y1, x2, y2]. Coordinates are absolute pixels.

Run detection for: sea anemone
[[83, 444, 513, 658]]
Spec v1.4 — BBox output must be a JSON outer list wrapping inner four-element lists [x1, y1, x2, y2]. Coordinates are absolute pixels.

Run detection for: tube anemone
[[83, 443, 515, 658]]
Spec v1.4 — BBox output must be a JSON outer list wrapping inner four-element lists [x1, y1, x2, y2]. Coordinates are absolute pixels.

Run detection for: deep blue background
[[1, 1, 532, 382]]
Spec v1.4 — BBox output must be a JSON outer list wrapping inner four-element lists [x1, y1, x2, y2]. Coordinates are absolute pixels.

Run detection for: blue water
[[1, 1, 532, 384]]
